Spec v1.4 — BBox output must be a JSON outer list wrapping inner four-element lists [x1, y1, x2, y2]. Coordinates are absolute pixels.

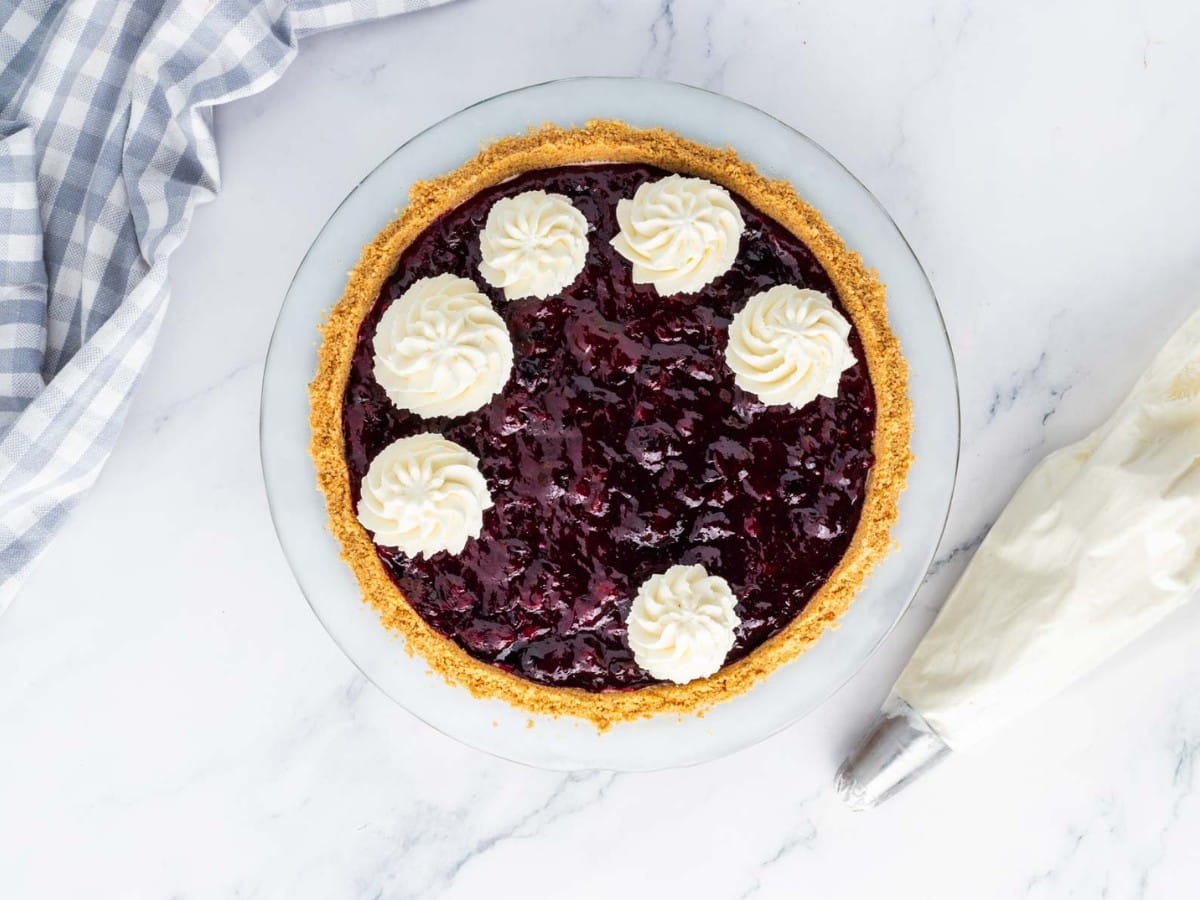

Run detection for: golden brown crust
[[309, 121, 912, 729]]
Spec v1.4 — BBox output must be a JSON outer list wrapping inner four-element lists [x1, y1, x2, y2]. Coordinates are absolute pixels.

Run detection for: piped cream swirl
[[356, 433, 492, 558], [373, 274, 512, 418], [610, 175, 744, 295], [478, 190, 589, 300], [626, 564, 741, 684], [725, 285, 856, 409]]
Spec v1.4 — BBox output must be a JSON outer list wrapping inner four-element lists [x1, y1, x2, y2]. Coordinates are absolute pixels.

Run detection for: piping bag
[[838, 306, 1200, 809]]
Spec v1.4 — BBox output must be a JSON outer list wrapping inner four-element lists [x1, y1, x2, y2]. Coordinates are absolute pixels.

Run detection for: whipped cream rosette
[[478, 190, 590, 300], [726, 285, 856, 409], [626, 564, 741, 684], [610, 175, 744, 295], [373, 274, 512, 418], [357, 433, 493, 558]]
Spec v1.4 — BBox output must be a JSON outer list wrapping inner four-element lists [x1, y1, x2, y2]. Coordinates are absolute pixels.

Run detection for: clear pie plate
[[260, 77, 959, 771]]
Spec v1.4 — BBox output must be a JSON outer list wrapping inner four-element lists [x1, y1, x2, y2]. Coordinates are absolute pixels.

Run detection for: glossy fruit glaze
[[342, 163, 876, 691]]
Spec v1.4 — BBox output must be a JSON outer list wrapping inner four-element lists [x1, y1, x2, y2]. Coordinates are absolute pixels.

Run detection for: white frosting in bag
[[896, 308, 1200, 748]]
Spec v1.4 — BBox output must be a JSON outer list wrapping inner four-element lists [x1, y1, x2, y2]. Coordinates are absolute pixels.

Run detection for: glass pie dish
[[261, 77, 959, 771]]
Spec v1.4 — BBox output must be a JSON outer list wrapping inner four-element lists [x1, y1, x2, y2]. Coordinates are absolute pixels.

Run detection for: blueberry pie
[[310, 121, 910, 727]]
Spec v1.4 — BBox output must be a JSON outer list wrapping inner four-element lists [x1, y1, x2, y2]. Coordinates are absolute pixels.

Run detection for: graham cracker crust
[[309, 121, 912, 729]]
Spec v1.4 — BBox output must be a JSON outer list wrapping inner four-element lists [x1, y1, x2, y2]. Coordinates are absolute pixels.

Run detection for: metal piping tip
[[836, 696, 951, 810]]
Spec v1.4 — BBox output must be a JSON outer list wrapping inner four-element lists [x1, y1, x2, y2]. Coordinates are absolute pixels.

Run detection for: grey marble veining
[[2, 0, 1200, 896]]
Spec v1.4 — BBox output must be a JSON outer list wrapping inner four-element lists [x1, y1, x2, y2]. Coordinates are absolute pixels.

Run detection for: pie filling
[[341, 163, 877, 692]]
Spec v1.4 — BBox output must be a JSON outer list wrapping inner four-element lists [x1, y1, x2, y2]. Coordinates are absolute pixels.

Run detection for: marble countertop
[[4, 0, 1200, 896]]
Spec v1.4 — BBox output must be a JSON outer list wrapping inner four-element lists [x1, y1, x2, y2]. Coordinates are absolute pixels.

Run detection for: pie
[[310, 121, 910, 728]]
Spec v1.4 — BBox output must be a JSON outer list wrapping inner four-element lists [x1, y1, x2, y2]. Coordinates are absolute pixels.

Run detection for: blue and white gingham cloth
[[0, 0, 448, 612]]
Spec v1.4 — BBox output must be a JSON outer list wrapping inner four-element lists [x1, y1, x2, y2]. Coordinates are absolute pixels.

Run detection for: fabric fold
[[0, 0, 451, 613], [0, 122, 48, 429]]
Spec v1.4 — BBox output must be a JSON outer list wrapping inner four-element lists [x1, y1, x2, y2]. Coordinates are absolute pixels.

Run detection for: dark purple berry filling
[[342, 163, 876, 691]]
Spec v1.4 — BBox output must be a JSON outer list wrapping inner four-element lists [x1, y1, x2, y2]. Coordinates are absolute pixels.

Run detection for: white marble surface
[[3, 0, 1200, 896]]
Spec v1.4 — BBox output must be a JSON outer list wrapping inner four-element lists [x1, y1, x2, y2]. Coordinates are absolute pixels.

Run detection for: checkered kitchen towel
[[0, 0, 449, 612]]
